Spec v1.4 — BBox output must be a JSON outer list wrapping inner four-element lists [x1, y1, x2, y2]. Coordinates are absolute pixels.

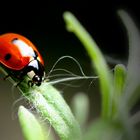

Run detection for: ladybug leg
[[13, 79, 30, 87], [14, 82, 20, 87], [28, 80, 34, 87], [15, 80, 23, 87], [13, 77, 24, 87], [3, 74, 10, 80]]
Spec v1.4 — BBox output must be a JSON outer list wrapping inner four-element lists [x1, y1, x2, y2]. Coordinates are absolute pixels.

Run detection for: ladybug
[[0, 33, 45, 86]]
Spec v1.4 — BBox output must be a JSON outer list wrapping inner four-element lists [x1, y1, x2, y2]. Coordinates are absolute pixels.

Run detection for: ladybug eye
[[5, 53, 11, 61]]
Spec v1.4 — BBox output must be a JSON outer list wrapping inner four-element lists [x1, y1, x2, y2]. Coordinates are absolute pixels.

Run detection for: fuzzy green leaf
[[29, 83, 81, 140], [18, 106, 46, 140], [0, 66, 81, 140]]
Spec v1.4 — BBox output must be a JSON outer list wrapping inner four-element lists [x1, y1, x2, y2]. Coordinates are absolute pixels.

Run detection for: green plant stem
[[0, 66, 81, 140], [63, 12, 113, 119]]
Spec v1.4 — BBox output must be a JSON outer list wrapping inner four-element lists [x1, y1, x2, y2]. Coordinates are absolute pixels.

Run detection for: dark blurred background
[[0, 1, 140, 140]]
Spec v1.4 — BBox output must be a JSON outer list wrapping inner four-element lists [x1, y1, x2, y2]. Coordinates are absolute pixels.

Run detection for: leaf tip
[[63, 11, 76, 32]]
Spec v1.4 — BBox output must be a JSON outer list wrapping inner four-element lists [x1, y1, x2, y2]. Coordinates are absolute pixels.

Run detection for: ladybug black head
[[32, 75, 42, 86], [25, 60, 45, 86]]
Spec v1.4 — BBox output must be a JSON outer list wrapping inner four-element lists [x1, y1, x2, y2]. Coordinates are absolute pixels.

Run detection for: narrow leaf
[[114, 64, 126, 96], [71, 92, 89, 128], [18, 106, 46, 140], [63, 11, 113, 119], [84, 119, 122, 140], [114, 10, 140, 140], [112, 64, 127, 117], [118, 10, 140, 108]]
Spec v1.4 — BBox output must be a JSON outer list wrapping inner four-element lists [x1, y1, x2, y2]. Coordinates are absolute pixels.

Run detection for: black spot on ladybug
[[5, 53, 11, 61]]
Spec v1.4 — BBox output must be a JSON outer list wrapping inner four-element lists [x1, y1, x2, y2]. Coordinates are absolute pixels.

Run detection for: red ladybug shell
[[0, 33, 44, 70]]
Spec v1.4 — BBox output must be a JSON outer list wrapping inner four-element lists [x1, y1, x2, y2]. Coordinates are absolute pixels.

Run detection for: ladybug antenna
[[45, 55, 98, 88], [47, 55, 86, 78]]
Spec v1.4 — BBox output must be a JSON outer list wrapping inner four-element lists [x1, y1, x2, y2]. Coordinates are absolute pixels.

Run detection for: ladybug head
[[27, 72, 45, 86], [27, 73, 43, 86], [32, 75, 42, 86], [27, 60, 45, 86]]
